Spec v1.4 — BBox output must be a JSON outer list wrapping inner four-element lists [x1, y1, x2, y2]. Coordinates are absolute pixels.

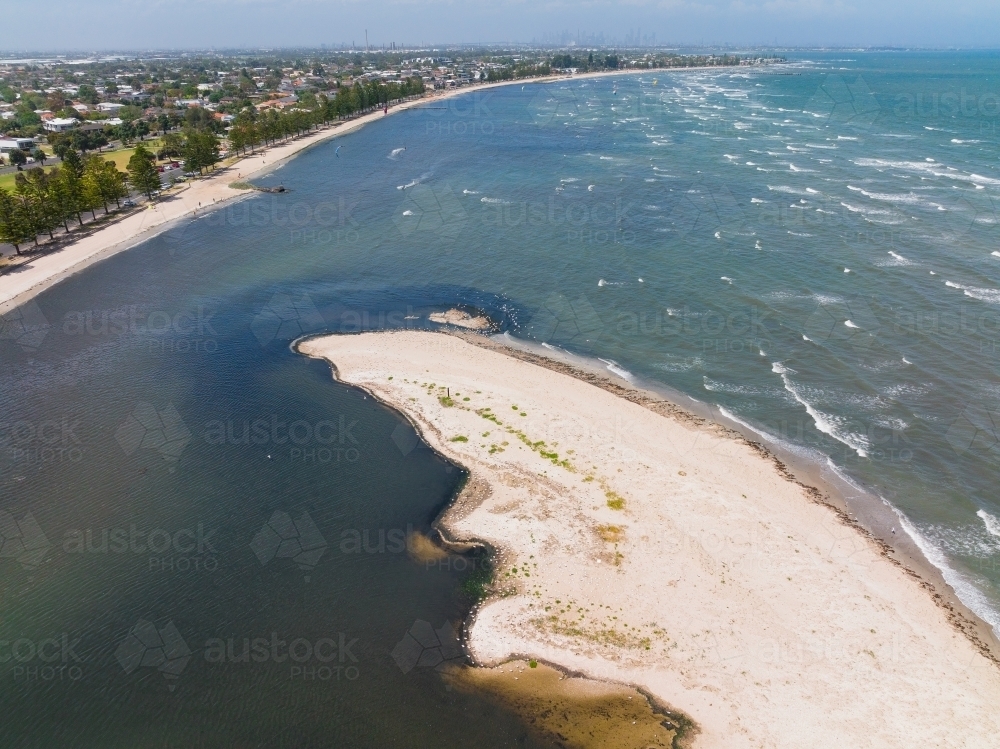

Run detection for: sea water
[[2, 50, 1000, 745]]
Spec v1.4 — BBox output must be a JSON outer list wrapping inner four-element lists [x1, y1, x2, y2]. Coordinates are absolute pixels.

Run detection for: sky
[[4, 0, 1000, 51]]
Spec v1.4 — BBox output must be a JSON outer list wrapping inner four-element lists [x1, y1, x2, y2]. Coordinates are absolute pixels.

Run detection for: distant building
[[43, 118, 78, 132], [0, 136, 35, 153], [97, 102, 125, 113], [255, 95, 297, 111]]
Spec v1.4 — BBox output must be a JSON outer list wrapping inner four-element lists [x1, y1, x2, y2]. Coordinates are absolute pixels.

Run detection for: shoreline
[[0, 64, 728, 315], [481, 329, 1000, 662], [299, 329, 1000, 749]]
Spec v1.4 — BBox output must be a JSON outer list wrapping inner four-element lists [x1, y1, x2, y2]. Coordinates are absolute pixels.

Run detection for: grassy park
[[0, 140, 165, 191]]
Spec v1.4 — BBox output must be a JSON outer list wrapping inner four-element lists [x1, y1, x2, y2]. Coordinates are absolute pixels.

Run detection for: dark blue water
[[3, 50, 1000, 745]]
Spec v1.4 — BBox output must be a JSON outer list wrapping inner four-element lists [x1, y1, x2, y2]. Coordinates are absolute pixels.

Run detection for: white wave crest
[[945, 281, 1000, 304]]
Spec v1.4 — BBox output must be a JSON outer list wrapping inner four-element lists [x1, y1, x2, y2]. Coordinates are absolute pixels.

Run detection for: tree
[[46, 91, 69, 112], [0, 188, 34, 253], [99, 159, 128, 209], [78, 84, 99, 105], [48, 167, 79, 230], [183, 130, 220, 174], [31, 147, 46, 165], [15, 168, 59, 241], [159, 132, 184, 158], [127, 145, 160, 199], [62, 147, 84, 178], [81, 157, 105, 218], [8, 148, 27, 167]]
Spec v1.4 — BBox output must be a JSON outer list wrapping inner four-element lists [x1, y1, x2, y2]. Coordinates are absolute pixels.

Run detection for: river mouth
[[0, 286, 562, 748]]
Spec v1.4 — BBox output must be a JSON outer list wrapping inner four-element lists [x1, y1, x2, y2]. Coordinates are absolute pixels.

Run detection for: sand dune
[[300, 330, 1000, 749]]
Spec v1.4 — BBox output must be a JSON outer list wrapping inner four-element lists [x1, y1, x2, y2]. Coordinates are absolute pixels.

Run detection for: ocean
[[2, 50, 1000, 746]]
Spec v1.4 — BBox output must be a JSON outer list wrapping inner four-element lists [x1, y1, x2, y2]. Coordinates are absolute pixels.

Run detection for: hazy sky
[[4, 0, 1000, 51]]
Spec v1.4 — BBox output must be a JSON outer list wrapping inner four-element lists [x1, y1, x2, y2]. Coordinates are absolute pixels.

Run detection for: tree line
[[0, 150, 129, 253], [1, 77, 424, 253], [228, 77, 424, 155]]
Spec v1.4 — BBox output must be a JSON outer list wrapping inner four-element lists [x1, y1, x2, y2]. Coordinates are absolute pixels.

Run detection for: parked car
[[122, 200, 136, 207]]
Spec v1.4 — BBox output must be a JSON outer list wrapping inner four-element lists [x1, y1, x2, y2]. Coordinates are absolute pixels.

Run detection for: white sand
[[300, 330, 1000, 749]]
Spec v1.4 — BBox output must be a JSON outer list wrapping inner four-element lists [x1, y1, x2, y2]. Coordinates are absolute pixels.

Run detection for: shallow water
[[3, 50, 1000, 745]]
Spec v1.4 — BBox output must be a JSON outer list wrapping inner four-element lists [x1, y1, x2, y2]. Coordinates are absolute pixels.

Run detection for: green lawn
[[0, 142, 170, 192]]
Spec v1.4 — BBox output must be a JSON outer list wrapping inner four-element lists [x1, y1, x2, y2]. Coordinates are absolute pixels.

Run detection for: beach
[[300, 329, 1000, 749], [0, 66, 662, 315]]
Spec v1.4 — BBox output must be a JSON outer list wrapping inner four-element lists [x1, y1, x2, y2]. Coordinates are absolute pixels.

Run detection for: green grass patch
[[605, 491, 626, 511], [461, 557, 494, 601]]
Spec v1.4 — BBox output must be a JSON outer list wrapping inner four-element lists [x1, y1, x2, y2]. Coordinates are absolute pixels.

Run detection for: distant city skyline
[[2, 0, 999, 52]]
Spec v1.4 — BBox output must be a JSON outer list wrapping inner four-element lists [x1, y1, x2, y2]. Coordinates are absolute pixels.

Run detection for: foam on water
[[598, 358, 633, 380], [772, 362, 870, 457], [945, 281, 1000, 304], [979, 510, 1000, 544], [894, 509, 1000, 637]]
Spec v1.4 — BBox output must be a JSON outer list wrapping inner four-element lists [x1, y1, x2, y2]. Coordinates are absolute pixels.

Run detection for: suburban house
[[43, 117, 79, 132], [97, 102, 126, 114], [0, 136, 35, 153], [255, 95, 297, 111]]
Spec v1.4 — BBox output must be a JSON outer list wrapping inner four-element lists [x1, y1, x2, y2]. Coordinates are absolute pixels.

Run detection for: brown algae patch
[[445, 660, 693, 748]]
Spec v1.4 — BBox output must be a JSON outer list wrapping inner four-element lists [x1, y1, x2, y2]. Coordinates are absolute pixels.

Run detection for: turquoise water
[[3, 50, 1000, 744]]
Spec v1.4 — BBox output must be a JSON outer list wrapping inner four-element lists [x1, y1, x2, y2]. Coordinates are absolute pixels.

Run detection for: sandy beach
[[0, 65, 670, 315], [300, 329, 1000, 749]]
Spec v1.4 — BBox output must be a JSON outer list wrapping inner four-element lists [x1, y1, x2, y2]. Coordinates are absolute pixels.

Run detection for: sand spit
[[428, 308, 494, 330], [299, 330, 1000, 749]]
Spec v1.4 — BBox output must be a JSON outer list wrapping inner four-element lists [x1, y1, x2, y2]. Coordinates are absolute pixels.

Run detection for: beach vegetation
[[438, 395, 455, 407], [461, 556, 494, 601], [605, 491, 626, 510], [450, 435, 468, 442], [596, 524, 624, 543], [477, 409, 501, 425]]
